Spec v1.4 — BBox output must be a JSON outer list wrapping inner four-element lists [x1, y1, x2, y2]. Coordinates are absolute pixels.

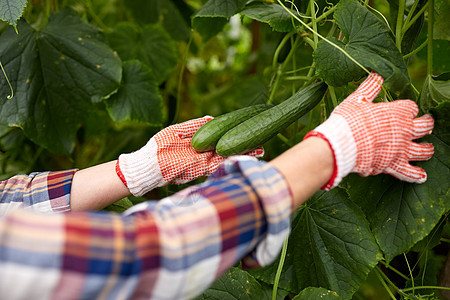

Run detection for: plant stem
[[377, 266, 410, 298], [441, 238, 450, 244], [272, 238, 289, 300], [309, 0, 319, 49], [269, 35, 301, 104], [403, 39, 428, 59], [380, 261, 410, 281], [272, 32, 295, 70], [427, 0, 434, 75], [403, 0, 420, 28], [328, 86, 337, 108], [46, 0, 52, 19], [174, 32, 193, 124], [86, 0, 109, 31], [284, 76, 313, 81], [284, 66, 313, 74], [401, 286, 450, 293], [395, 0, 406, 51], [291, 34, 297, 95], [374, 267, 397, 300], [277, 133, 294, 147], [306, 4, 338, 26], [402, 3, 429, 35], [0, 61, 13, 100], [404, 253, 415, 293]]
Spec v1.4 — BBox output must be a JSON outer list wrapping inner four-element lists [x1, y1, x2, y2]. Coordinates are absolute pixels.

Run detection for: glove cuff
[[305, 114, 357, 189], [117, 139, 163, 196]]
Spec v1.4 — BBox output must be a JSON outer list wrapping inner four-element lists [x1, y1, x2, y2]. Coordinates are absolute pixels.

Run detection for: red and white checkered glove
[[116, 116, 264, 196], [305, 72, 435, 190]]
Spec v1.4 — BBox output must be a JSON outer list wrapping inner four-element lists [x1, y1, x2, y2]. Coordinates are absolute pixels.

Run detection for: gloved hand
[[116, 116, 264, 196], [305, 72, 434, 190]]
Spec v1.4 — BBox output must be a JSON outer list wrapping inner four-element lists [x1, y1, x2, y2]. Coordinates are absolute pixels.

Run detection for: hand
[[116, 116, 264, 196], [305, 72, 434, 190]]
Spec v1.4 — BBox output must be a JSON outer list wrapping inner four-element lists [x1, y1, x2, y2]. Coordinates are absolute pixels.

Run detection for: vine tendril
[[0, 61, 14, 100]]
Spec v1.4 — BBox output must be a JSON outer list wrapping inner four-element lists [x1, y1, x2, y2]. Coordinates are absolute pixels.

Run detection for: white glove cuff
[[309, 114, 357, 189], [118, 139, 163, 196]]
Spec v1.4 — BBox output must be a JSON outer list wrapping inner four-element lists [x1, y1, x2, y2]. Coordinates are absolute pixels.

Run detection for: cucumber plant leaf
[[123, 0, 191, 41], [419, 72, 450, 113], [0, 0, 27, 28], [105, 60, 164, 125], [314, 0, 414, 99], [344, 102, 450, 261], [240, 2, 301, 32], [0, 8, 122, 155], [193, 267, 267, 300], [107, 23, 178, 84], [192, 0, 248, 40], [103, 197, 134, 213], [434, 0, 450, 40], [249, 188, 381, 299], [292, 287, 341, 300]]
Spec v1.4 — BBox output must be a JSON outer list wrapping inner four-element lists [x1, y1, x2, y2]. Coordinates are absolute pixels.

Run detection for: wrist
[[305, 114, 357, 189], [117, 139, 162, 196], [269, 137, 334, 208]]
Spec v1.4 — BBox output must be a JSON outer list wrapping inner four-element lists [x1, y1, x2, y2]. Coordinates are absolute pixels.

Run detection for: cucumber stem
[[374, 267, 397, 300], [380, 260, 410, 281], [403, 39, 427, 59], [395, 0, 406, 51], [402, 3, 429, 35], [306, 3, 337, 26], [309, 0, 319, 49], [427, 0, 434, 75], [272, 238, 289, 300], [401, 286, 450, 293], [403, 0, 421, 28], [328, 86, 337, 108], [174, 31, 193, 124]]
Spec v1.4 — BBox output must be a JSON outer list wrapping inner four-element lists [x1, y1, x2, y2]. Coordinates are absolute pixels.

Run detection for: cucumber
[[216, 82, 327, 157], [191, 104, 273, 152]]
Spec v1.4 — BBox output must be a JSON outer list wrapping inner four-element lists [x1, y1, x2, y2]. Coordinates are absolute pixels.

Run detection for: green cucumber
[[216, 82, 327, 157], [191, 104, 273, 152]]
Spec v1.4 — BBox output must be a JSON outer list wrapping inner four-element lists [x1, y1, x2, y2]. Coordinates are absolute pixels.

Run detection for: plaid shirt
[[0, 157, 292, 300], [0, 170, 76, 216]]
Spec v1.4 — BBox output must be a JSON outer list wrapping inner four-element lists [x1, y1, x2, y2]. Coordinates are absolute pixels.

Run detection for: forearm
[[70, 160, 131, 211], [269, 136, 334, 209]]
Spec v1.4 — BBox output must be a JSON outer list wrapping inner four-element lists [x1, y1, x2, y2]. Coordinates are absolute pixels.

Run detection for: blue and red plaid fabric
[[0, 157, 292, 299], [0, 170, 76, 216]]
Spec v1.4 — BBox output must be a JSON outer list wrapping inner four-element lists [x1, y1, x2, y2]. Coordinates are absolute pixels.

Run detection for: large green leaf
[[105, 60, 164, 125], [107, 23, 178, 84], [0, 0, 27, 27], [192, 0, 247, 40], [249, 188, 381, 299], [434, 0, 450, 40], [313, 0, 413, 98], [0, 8, 122, 155], [419, 72, 450, 113], [240, 2, 301, 32], [103, 197, 134, 213], [193, 267, 267, 300], [123, 0, 191, 41], [292, 287, 341, 300], [345, 102, 450, 261]]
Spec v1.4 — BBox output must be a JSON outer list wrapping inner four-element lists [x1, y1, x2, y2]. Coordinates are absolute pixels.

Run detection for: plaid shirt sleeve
[[0, 170, 77, 216], [0, 156, 292, 300]]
